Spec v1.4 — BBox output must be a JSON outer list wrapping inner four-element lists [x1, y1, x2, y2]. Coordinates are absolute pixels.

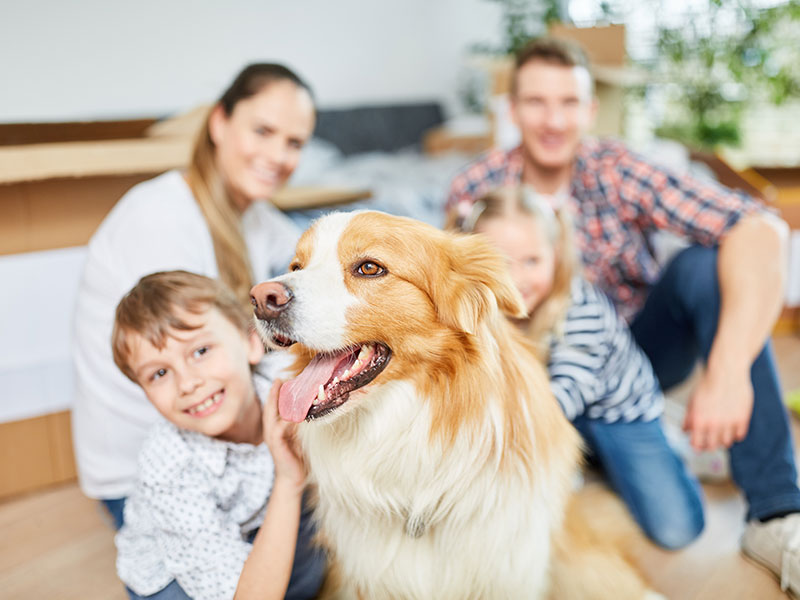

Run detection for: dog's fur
[[252, 211, 656, 599]]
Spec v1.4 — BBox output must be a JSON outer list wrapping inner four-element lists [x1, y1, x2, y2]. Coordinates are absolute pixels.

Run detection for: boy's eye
[[193, 346, 210, 358], [150, 368, 168, 382]]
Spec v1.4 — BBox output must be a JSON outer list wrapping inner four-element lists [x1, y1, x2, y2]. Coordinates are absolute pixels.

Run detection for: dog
[[251, 210, 658, 599]]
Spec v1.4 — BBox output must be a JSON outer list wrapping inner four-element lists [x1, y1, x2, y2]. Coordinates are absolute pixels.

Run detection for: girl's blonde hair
[[460, 186, 578, 357], [186, 64, 314, 305]]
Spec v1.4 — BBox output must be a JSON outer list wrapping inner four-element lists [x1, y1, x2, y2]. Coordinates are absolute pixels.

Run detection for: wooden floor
[[1, 334, 799, 600]]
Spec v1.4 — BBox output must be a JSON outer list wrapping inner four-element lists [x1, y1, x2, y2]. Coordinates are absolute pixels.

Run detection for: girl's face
[[210, 80, 315, 210], [477, 215, 557, 315]]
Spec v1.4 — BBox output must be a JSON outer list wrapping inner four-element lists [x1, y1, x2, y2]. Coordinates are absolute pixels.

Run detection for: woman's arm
[[235, 381, 307, 600]]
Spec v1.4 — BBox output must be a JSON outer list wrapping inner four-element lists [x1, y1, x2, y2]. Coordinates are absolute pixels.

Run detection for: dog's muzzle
[[250, 281, 293, 321]]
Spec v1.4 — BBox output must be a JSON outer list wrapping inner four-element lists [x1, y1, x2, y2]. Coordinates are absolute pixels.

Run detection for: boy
[[110, 270, 324, 600]]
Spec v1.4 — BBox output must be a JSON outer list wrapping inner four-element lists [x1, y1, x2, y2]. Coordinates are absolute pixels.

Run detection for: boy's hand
[[263, 380, 306, 491]]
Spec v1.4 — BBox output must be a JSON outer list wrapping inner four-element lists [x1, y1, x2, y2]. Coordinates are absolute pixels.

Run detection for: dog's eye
[[355, 261, 386, 278], [289, 262, 302, 272]]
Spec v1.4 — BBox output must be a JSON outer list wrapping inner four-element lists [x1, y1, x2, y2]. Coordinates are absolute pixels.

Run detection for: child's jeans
[[101, 497, 126, 530], [572, 414, 705, 550]]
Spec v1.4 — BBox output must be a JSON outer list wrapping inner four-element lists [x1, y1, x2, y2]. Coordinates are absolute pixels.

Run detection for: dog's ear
[[430, 233, 527, 335]]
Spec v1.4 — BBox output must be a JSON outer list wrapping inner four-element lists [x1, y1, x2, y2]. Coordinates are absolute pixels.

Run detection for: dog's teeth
[[352, 359, 362, 371], [358, 346, 369, 361], [342, 369, 351, 379], [332, 377, 339, 385], [314, 385, 325, 406]]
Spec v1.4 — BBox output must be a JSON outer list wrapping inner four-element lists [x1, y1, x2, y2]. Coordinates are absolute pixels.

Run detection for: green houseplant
[[647, 0, 800, 151]]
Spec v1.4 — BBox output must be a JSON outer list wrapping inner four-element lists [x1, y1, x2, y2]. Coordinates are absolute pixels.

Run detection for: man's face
[[510, 61, 596, 172]]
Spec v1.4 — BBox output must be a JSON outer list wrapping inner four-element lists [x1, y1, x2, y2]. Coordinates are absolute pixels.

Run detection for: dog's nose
[[250, 281, 294, 321]]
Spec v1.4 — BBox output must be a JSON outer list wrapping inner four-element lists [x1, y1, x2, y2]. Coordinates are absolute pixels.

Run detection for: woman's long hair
[[460, 185, 578, 359], [186, 64, 313, 305]]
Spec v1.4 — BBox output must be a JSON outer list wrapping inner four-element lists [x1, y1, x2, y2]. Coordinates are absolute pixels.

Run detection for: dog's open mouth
[[279, 342, 391, 422]]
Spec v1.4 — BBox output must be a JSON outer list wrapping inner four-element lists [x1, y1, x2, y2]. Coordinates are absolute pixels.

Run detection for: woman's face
[[477, 215, 557, 315], [210, 80, 315, 209]]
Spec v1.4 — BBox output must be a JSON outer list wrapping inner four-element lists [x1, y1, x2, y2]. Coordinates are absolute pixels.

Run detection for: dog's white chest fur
[[301, 380, 563, 600]]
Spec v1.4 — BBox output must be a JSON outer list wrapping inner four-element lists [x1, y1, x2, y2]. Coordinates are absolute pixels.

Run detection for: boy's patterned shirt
[[115, 375, 275, 600], [446, 138, 764, 322]]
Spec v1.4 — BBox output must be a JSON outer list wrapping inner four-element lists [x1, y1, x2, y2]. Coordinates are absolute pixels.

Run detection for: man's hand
[[683, 365, 753, 451]]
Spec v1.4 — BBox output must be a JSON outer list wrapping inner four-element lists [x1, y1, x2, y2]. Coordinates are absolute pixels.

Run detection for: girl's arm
[[235, 381, 307, 599]]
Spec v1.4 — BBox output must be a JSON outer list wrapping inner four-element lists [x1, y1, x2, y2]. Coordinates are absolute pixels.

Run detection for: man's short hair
[[512, 37, 594, 97]]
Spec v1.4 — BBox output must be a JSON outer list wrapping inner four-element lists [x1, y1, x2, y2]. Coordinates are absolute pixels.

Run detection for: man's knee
[[664, 245, 718, 293], [662, 245, 720, 317]]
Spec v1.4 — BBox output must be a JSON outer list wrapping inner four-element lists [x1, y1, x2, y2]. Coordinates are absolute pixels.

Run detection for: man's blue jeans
[[573, 415, 705, 550], [629, 245, 800, 522]]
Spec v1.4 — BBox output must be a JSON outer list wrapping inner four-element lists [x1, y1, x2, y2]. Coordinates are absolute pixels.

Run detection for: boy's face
[[129, 307, 265, 440], [478, 215, 556, 315], [511, 61, 597, 173]]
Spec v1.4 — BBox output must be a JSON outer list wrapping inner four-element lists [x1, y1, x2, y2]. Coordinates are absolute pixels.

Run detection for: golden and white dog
[[251, 211, 656, 600]]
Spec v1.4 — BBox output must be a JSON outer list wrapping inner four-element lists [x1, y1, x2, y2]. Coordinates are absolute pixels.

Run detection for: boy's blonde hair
[[112, 270, 253, 383], [461, 186, 578, 356]]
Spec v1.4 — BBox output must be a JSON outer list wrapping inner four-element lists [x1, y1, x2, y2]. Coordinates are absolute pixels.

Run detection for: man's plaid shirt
[[446, 138, 763, 322]]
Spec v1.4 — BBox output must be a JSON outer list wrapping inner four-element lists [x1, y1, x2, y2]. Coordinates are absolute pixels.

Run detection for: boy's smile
[[130, 307, 265, 443], [185, 389, 225, 417]]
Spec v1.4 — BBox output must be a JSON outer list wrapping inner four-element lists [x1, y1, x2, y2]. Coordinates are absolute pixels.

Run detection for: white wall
[[1, 0, 503, 122]]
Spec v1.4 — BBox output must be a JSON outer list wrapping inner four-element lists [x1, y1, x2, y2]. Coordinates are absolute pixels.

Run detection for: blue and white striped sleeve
[[547, 285, 613, 421]]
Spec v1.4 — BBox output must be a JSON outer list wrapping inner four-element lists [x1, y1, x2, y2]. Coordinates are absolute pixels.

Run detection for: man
[[447, 37, 798, 592]]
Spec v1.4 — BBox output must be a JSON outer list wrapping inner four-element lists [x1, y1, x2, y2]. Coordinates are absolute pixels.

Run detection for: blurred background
[[2, 2, 800, 598]]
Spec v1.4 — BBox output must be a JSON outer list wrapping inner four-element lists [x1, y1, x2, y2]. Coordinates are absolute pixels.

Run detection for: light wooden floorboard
[[0, 484, 126, 600], [1, 334, 798, 600]]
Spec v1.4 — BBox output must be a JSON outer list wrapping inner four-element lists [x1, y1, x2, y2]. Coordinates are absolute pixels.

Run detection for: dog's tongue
[[279, 353, 341, 422]]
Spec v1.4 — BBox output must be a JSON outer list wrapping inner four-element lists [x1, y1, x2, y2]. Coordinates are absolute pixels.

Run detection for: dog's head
[[251, 211, 526, 424]]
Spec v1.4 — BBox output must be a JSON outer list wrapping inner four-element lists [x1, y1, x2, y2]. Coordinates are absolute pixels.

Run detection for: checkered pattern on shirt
[[446, 138, 764, 322]]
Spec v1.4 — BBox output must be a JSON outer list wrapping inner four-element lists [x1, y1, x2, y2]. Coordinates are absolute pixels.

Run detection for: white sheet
[[0, 246, 87, 422]]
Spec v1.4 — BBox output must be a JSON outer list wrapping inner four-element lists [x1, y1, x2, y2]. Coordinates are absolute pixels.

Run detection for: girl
[[72, 63, 316, 527], [461, 185, 705, 550]]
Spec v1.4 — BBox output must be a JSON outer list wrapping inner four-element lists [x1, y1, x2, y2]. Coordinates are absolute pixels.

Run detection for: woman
[[71, 63, 316, 528]]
